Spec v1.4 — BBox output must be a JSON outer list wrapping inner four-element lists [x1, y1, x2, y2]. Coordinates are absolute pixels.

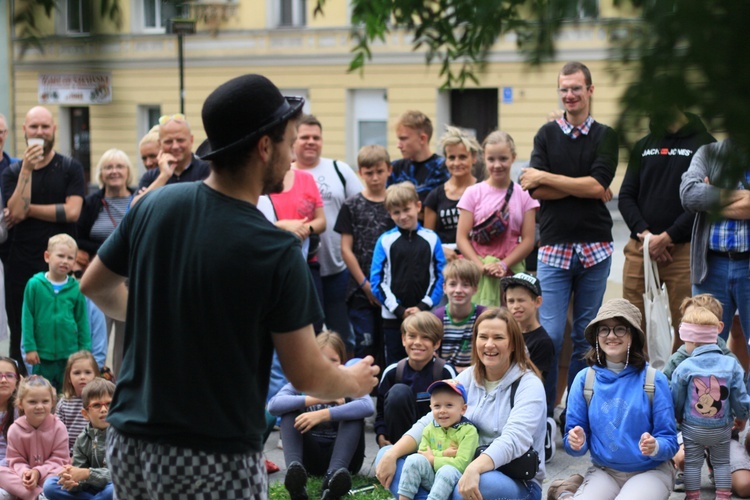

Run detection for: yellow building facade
[[10, 0, 640, 182]]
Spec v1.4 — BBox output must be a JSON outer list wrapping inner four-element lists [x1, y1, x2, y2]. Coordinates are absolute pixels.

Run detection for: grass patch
[[269, 474, 393, 499]]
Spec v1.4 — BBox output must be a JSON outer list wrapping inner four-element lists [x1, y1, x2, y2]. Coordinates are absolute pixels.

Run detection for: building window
[[66, 0, 92, 34], [347, 89, 388, 165], [562, 0, 598, 19], [141, 0, 187, 31], [278, 0, 306, 27]]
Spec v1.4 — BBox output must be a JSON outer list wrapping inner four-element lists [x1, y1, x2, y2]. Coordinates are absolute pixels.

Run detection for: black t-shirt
[[99, 182, 323, 454], [524, 326, 554, 380], [334, 193, 394, 305], [1, 153, 85, 272], [137, 155, 210, 191], [423, 184, 459, 244]]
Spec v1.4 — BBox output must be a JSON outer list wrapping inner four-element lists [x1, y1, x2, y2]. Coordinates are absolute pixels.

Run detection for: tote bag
[[643, 233, 673, 371]]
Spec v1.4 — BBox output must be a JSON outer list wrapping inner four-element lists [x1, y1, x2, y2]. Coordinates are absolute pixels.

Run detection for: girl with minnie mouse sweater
[[671, 307, 750, 500]]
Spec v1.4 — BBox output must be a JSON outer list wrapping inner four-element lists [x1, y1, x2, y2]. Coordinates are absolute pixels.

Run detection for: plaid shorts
[[106, 427, 267, 499]]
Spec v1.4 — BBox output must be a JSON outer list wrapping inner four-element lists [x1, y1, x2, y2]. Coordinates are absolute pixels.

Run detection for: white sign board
[[38, 74, 112, 105]]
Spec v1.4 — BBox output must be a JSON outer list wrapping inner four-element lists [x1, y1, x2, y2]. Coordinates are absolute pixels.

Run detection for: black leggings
[[280, 412, 366, 476]]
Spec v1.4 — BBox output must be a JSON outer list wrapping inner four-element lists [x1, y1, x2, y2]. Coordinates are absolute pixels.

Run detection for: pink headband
[[679, 322, 719, 343]]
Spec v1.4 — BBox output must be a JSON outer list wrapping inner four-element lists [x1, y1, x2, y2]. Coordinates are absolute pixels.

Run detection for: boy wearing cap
[[501, 273, 555, 462], [397, 379, 478, 500]]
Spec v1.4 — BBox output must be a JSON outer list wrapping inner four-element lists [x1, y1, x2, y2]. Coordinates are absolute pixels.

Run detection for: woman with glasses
[[76, 149, 135, 378], [562, 299, 678, 499]]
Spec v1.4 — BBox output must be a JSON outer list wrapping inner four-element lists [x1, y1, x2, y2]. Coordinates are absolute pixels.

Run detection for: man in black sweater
[[519, 62, 619, 421], [619, 109, 715, 354]]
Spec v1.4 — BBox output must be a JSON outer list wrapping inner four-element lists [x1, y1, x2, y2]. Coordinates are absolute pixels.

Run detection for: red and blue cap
[[427, 379, 468, 403]]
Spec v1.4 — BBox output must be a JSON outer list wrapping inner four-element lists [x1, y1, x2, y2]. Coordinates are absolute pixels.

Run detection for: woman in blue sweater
[[564, 299, 678, 499], [268, 332, 374, 500]]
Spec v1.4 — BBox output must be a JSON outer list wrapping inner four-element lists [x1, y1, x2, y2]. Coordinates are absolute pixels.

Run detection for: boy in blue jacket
[[370, 181, 445, 365]]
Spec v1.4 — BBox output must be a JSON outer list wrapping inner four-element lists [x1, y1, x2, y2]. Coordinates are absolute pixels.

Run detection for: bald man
[[1, 106, 86, 372], [130, 115, 209, 206]]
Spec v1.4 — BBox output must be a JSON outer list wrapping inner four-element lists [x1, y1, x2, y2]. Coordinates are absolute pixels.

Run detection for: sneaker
[[673, 470, 684, 492], [546, 474, 583, 500], [265, 459, 280, 474], [545, 417, 556, 463], [321, 468, 352, 500], [284, 461, 308, 500]]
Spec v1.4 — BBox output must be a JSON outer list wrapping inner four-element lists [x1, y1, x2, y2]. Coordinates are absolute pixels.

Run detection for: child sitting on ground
[[22, 234, 91, 391], [56, 351, 99, 453], [375, 312, 456, 448], [397, 379, 478, 500], [0, 375, 69, 500], [671, 306, 750, 500], [431, 260, 485, 372], [44, 378, 115, 499]]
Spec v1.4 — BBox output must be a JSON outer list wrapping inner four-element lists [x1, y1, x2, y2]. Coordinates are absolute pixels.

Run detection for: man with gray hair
[[0, 113, 19, 183]]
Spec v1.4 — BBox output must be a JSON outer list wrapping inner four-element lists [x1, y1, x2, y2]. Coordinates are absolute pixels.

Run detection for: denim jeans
[[43, 477, 114, 499], [322, 269, 355, 351], [537, 254, 611, 416], [693, 253, 750, 345], [375, 446, 541, 500]]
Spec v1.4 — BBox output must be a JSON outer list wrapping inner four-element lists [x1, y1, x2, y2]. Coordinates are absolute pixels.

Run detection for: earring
[[625, 342, 631, 369], [596, 340, 601, 365]]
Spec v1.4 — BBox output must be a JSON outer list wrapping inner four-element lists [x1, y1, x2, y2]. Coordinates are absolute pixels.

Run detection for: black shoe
[[321, 468, 352, 500], [284, 461, 308, 500]]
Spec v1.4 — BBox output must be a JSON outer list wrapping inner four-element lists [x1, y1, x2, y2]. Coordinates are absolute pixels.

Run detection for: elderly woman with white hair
[[76, 148, 135, 377]]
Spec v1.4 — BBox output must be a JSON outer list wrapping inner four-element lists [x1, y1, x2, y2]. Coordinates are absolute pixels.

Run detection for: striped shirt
[[56, 396, 87, 453], [436, 304, 486, 369], [90, 196, 131, 243]]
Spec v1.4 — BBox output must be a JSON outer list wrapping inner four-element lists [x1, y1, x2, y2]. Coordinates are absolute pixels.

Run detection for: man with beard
[[2, 106, 85, 373], [80, 74, 380, 499]]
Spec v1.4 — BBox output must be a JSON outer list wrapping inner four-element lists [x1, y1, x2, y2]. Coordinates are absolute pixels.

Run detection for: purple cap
[[427, 379, 468, 403]]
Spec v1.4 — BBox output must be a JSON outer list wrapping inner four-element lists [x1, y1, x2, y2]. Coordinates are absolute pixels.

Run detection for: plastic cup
[[27, 138, 44, 148]]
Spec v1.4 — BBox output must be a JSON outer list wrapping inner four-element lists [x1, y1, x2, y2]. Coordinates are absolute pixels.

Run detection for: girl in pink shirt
[[0, 375, 69, 499], [456, 131, 539, 306]]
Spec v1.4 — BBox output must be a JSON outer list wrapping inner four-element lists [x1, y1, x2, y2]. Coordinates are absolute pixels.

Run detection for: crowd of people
[[0, 59, 746, 500]]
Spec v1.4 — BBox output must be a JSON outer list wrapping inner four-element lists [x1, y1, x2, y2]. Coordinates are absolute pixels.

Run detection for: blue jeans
[[43, 477, 114, 499], [348, 305, 380, 360], [322, 270, 355, 351], [537, 255, 611, 416], [694, 254, 750, 346], [375, 447, 541, 500]]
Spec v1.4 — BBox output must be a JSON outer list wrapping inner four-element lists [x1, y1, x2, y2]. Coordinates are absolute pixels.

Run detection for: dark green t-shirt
[[98, 182, 323, 453]]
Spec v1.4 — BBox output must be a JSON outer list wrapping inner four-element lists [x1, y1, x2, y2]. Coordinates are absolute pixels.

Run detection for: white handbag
[[642, 233, 674, 371]]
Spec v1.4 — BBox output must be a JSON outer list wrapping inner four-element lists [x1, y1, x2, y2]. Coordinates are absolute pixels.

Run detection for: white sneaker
[[545, 417, 556, 463]]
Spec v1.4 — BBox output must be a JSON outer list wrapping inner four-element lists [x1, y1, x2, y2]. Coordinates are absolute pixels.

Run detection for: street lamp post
[[168, 19, 196, 115]]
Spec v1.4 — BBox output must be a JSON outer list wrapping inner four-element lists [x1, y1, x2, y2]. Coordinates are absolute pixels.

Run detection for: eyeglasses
[[557, 85, 589, 96], [0, 129, 7, 136], [158, 113, 186, 125], [68, 270, 84, 279], [596, 325, 630, 338], [87, 401, 111, 411], [102, 164, 126, 171], [0, 372, 17, 380]]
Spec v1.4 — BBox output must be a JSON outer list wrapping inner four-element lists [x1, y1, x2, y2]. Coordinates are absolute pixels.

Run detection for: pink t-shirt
[[457, 181, 539, 260], [269, 169, 323, 221]]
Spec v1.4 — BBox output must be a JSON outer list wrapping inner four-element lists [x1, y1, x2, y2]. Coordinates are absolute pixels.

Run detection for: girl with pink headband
[[671, 306, 750, 500]]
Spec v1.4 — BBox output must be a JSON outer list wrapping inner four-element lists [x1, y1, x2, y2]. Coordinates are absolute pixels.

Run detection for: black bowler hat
[[197, 74, 304, 160]]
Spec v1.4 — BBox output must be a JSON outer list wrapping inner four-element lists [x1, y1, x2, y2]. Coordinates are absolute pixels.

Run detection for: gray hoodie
[[406, 363, 546, 486]]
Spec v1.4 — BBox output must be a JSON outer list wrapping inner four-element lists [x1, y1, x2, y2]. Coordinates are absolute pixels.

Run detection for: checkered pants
[[106, 427, 268, 499]]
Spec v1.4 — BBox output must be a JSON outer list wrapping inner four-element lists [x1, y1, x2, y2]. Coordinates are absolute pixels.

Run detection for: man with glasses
[[130, 113, 209, 206], [519, 61, 619, 428], [2, 106, 86, 374]]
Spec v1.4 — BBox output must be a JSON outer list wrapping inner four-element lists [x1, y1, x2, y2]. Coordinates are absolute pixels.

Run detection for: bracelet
[[357, 277, 368, 289], [499, 261, 508, 274], [55, 204, 66, 223]]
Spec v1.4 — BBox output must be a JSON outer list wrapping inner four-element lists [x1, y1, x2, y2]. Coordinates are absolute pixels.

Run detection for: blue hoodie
[[564, 364, 678, 472]]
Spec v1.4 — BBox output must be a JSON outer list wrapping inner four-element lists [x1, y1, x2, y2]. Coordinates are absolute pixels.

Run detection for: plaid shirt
[[556, 114, 594, 139], [539, 242, 614, 269], [709, 170, 750, 252]]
